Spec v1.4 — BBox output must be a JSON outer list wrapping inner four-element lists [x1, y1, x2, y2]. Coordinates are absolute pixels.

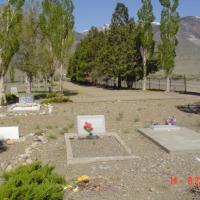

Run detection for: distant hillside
[[74, 16, 200, 76]]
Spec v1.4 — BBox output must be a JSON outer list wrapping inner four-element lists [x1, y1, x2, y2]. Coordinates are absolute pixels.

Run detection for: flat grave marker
[[138, 127, 200, 153], [0, 126, 19, 140], [77, 115, 106, 137]]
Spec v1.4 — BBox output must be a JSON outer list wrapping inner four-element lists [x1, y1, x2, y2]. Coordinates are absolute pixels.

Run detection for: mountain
[[74, 16, 200, 75], [153, 16, 200, 75]]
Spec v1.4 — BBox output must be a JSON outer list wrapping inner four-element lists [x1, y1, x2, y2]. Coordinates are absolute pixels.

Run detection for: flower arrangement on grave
[[77, 175, 90, 183], [165, 116, 176, 126], [83, 121, 93, 136]]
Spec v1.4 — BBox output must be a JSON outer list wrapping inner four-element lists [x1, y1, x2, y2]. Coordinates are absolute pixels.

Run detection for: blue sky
[[73, 0, 200, 32]]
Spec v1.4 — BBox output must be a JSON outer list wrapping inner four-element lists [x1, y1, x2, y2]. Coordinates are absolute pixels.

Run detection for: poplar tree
[[40, 0, 74, 92], [137, 0, 155, 91], [0, 0, 24, 105], [158, 0, 179, 92], [17, 0, 39, 93]]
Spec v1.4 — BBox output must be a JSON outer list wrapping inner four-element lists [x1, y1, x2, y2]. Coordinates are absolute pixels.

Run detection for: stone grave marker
[[19, 96, 34, 104], [10, 87, 18, 96], [151, 125, 180, 131], [77, 115, 106, 137], [0, 126, 19, 140]]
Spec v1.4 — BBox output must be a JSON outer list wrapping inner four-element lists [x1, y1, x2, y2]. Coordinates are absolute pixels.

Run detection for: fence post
[[184, 75, 187, 94], [170, 78, 172, 91], [159, 78, 161, 90], [149, 78, 151, 90]]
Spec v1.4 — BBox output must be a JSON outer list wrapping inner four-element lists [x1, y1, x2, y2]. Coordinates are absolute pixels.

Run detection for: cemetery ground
[[1, 81, 200, 200]]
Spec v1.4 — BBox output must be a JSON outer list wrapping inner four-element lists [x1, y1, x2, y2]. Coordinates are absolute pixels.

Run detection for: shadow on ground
[[177, 103, 200, 114], [34, 90, 78, 100], [0, 141, 7, 153], [179, 92, 200, 97]]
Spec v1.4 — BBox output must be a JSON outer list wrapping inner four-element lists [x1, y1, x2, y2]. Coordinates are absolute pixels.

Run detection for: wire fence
[[94, 77, 200, 93]]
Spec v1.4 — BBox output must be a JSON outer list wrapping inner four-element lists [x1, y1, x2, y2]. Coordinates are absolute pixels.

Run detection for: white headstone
[[10, 87, 18, 96], [19, 96, 34, 104], [77, 115, 106, 137], [0, 126, 19, 140]]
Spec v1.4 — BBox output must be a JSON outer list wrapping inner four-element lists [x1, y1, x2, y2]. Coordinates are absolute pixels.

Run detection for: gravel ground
[[71, 136, 129, 157], [1, 81, 200, 200]]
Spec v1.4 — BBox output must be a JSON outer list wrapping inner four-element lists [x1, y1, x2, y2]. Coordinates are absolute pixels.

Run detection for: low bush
[[46, 92, 57, 99], [0, 141, 7, 153], [6, 94, 18, 104], [41, 97, 72, 104], [0, 162, 66, 200]]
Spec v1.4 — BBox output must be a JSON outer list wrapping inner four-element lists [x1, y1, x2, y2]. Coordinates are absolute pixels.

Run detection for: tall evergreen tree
[[68, 27, 105, 83], [40, 0, 74, 92], [0, 0, 24, 105], [110, 3, 130, 88], [158, 0, 179, 92], [137, 0, 155, 91]]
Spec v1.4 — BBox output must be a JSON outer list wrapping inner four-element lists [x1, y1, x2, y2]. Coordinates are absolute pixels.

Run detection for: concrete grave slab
[[77, 115, 106, 137], [0, 126, 19, 140], [65, 133, 139, 165], [138, 127, 200, 153], [7, 103, 40, 112]]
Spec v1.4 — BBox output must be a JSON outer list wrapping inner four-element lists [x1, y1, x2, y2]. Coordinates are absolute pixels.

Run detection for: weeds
[[134, 117, 140, 123], [116, 112, 123, 121], [48, 134, 57, 139]]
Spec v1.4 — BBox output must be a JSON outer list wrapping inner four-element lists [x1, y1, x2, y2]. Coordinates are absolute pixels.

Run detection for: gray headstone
[[77, 115, 106, 137], [0, 126, 19, 140], [151, 125, 180, 131], [19, 96, 34, 104], [10, 87, 18, 96]]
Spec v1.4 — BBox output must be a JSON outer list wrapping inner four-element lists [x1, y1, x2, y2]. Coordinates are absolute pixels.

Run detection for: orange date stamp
[[170, 176, 200, 186]]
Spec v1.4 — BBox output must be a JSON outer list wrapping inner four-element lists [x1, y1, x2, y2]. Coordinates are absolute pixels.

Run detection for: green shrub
[[46, 92, 57, 99], [41, 97, 72, 104], [6, 94, 18, 105], [48, 134, 57, 139], [59, 127, 69, 135], [0, 162, 66, 200]]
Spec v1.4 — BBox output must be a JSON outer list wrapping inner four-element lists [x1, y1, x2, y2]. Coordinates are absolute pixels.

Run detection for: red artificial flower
[[83, 122, 93, 130]]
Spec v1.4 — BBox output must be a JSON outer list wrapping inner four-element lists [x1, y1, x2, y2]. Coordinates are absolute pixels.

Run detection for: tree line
[[69, 0, 180, 91], [0, 0, 74, 105], [0, 0, 180, 105]]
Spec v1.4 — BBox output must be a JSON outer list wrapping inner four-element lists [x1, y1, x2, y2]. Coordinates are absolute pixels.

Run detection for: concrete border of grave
[[65, 132, 139, 165], [7, 103, 41, 112]]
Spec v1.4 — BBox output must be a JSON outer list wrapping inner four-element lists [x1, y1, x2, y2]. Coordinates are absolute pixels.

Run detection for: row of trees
[[0, 0, 74, 105], [69, 0, 180, 92]]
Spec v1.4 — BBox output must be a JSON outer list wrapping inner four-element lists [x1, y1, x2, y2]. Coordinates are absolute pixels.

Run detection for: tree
[[40, 0, 74, 92], [110, 3, 130, 88], [16, 0, 39, 93], [158, 0, 179, 92], [68, 27, 105, 83], [137, 0, 155, 91], [98, 19, 143, 89], [0, 0, 24, 105]]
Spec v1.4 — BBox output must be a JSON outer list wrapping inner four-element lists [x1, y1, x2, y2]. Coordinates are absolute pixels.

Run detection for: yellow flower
[[77, 175, 90, 183]]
